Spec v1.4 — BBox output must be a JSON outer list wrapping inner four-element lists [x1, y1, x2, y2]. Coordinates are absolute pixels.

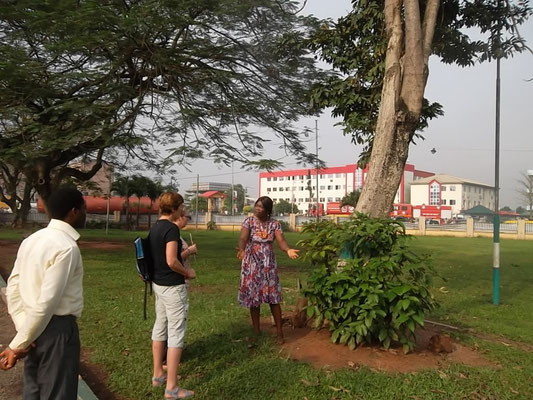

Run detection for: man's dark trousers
[[23, 315, 80, 400]]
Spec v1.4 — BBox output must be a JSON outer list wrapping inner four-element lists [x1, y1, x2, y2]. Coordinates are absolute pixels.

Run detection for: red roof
[[498, 210, 519, 216], [200, 191, 226, 198]]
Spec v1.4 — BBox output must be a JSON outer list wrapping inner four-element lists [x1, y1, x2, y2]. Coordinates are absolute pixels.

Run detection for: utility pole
[[105, 168, 112, 235], [231, 162, 234, 216], [492, 1, 502, 305], [195, 174, 199, 231], [315, 119, 319, 223]]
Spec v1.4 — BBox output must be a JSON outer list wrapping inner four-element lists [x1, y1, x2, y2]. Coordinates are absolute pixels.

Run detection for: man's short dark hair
[[47, 187, 85, 220]]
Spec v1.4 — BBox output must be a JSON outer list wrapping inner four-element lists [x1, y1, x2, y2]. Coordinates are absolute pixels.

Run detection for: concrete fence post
[[419, 217, 426, 236], [466, 217, 474, 237], [289, 213, 296, 231], [517, 219, 526, 240]]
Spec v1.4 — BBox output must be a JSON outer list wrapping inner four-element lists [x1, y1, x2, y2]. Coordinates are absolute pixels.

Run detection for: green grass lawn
[[2, 228, 532, 399]]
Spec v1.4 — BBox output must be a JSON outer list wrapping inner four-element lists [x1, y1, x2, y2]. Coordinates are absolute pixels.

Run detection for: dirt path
[[0, 299, 23, 400]]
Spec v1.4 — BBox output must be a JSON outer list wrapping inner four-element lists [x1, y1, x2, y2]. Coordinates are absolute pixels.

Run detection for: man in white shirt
[[0, 187, 86, 400]]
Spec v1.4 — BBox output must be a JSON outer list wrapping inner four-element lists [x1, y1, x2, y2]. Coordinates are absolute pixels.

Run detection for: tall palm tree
[[130, 175, 148, 230], [145, 179, 165, 228], [112, 175, 134, 230]]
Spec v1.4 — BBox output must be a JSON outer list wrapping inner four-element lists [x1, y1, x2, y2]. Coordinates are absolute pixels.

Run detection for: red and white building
[[259, 163, 425, 213], [410, 174, 494, 215]]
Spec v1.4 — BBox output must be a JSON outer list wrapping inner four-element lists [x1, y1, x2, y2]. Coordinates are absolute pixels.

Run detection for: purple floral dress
[[238, 216, 282, 307]]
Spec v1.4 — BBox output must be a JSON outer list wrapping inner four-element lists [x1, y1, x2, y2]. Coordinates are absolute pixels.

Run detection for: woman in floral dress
[[237, 196, 299, 343]]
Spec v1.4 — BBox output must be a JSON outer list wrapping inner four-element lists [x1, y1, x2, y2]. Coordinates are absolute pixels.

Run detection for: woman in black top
[[149, 192, 196, 399]]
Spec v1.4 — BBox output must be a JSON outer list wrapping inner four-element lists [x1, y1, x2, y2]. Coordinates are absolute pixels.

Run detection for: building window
[[299, 186, 304, 191], [319, 197, 325, 202], [335, 185, 341, 190], [286, 187, 290, 191], [273, 177, 277, 181], [450, 200, 456, 205], [267, 188, 271, 193], [272, 188, 277, 192], [429, 182, 440, 205], [336, 173, 342, 178], [327, 197, 333, 202], [355, 169, 363, 189], [279, 177, 284, 181], [327, 185, 333, 190], [441, 199, 447, 205], [279, 187, 284, 192], [335, 197, 341, 201], [320, 174, 325, 179], [441, 186, 446, 191], [449, 185, 456, 191], [320, 185, 325, 190], [298, 198, 303, 202]]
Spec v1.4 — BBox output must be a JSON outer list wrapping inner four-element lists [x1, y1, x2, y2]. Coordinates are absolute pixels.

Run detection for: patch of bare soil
[[0, 299, 23, 400], [78, 241, 129, 250], [80, 349, 132, 400], [261, 317, 497, 373]]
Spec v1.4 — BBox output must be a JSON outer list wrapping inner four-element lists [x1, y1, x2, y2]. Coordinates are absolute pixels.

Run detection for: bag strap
[[143, 281, 152, 320]]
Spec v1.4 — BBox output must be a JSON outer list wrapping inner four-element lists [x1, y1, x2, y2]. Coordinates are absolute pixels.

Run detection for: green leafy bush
[[279, 220, 291, 232], [298, 213, 438, 353], [206, 220, 217, 230]]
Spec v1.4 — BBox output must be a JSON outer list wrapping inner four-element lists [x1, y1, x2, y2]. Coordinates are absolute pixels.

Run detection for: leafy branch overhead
[[0, 0, 327, 223], [0, 0, 323, 227], [309, 0, 530, 166]]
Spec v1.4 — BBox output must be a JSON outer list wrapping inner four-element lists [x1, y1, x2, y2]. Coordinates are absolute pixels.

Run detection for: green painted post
[[493, 213, 500, 305]]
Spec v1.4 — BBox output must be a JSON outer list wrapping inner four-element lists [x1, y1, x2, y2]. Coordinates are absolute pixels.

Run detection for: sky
[[174, 0, 533, 209]]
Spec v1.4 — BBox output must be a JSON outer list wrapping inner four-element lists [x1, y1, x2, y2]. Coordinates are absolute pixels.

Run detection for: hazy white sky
[[175, 0, 533, 209]]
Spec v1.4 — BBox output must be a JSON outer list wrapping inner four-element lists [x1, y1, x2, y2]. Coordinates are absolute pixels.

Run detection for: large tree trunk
[[11, 182, 33, 228], [356, 0, 439, 218]]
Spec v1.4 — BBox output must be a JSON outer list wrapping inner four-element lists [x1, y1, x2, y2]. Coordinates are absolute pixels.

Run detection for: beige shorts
[[151, 283, 189, 348]]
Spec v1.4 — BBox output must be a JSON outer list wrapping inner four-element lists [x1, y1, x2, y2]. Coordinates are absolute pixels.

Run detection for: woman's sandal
[[152, 374, 167, 387], [164, 387, 194, 399]]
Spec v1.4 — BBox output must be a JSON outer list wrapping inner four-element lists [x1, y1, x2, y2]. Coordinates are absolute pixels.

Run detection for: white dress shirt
[[7, 219, 84, 350]]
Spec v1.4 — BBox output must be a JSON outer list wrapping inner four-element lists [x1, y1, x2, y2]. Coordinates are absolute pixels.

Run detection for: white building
[[410, 174, 495, 215], [259, 163, 422, 213]]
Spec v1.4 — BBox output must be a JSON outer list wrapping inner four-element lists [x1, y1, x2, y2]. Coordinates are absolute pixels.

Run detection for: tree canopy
[[223, 184, 247, 213], [340, 190, 361, 208], [273, 199, 299, 215], [0, 0, 325, 224]]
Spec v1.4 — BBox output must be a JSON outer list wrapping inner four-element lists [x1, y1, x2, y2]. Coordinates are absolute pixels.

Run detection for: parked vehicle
[[390, 203, 452, 224]]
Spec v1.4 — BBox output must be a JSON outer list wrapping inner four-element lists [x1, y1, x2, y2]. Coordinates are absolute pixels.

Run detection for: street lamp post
[[527, 170, 533, 219], [492, 9, 502, 305]]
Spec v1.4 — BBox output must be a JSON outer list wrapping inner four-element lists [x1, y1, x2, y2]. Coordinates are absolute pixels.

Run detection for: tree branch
[[422, 0, 440, 63]]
